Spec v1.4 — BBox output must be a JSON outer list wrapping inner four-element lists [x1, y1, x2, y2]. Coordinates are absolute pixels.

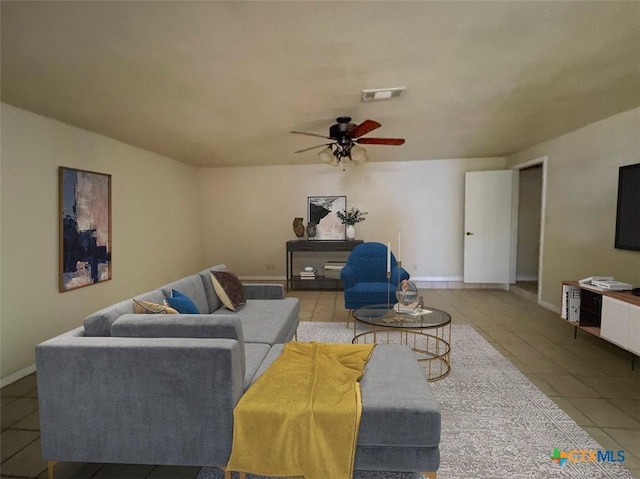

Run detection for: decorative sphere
[[396, 280, 418, 306]]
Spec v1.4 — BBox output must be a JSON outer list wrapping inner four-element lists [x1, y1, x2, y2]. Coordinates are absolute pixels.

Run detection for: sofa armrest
[[36, 335, 243, 467], [243, 283, 284, 300], [340, 265, 356, 289]]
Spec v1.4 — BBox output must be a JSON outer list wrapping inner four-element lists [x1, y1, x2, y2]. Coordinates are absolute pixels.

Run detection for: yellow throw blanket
[[226, 342, 376, 479]]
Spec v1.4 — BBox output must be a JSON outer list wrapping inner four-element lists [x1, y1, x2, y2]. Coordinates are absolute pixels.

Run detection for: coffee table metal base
[[353, 324, 451, 381]]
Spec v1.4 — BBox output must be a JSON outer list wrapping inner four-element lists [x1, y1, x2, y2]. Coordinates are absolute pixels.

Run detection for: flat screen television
[[614, 162, 640, 251]]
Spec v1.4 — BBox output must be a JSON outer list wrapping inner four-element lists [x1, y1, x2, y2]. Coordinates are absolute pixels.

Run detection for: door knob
[[465, 232, 474, 236]]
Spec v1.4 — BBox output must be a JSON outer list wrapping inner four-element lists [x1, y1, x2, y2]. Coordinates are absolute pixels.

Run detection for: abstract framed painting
[[307, 195, 346, 240], [59, 167, 112, 292]]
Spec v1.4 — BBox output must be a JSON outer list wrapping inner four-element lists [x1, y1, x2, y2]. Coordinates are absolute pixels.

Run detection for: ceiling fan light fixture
[[318, 147, 336, 165], [350, 145, 368, 164], [361, 87, 406, 102]]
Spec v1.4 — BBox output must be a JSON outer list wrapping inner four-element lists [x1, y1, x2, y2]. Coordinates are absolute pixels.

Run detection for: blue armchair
[[341, 242, 410, 327]]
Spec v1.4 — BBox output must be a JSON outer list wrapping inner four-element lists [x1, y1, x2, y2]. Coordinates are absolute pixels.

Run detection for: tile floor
[[2, 288, 639, 478]]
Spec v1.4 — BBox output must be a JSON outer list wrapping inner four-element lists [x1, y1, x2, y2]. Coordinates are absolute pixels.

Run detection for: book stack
[[394, 302, 433, 316], [299, 268, 317, 280]]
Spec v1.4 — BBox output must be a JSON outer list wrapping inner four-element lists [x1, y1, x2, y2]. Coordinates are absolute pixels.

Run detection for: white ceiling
[[2, 1, 639, 168]]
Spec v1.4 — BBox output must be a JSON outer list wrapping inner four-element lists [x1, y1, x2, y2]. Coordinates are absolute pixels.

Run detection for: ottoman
[[356, 344, 440, 478], [242, 343, 441, 478]]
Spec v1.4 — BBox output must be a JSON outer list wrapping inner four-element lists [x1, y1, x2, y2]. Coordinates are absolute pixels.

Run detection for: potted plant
[[337, 207, 368, 240]]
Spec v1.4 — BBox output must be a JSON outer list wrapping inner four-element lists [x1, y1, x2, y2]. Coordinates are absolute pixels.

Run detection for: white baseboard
[[413, 279, 508, 290], [539, 300, 561, 314], [516, 275, 539, 282], [1, 363, 36, 388], [410, 276, 463, 282]]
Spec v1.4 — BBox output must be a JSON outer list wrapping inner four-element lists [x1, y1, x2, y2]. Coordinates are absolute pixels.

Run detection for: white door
[[464, 170, 518, 284]]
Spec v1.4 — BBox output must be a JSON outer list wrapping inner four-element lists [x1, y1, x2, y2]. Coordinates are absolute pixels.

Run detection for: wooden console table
[[562, 280, 640, 368], [286, 240, 362, 291]]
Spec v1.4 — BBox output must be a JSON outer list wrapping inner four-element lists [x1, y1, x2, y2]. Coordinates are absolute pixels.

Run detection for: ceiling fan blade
[[294, 143, 334, 153], [349, 120, 382, 138], [356, 137, 405, 145], [291, 131, 334, 140]]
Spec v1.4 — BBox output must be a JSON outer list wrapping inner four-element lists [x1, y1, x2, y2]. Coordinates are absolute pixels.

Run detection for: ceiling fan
[[291, 116, 405, 168]]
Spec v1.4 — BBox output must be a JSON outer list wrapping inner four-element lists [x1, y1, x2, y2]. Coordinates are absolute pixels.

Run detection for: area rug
[[197, 322, 635, 479]]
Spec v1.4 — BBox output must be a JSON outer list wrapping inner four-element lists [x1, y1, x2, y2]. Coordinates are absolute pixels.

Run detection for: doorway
[[512, 160, 545, 302]]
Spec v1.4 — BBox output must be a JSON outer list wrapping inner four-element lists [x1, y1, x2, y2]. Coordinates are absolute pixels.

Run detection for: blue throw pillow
[[166, 289, 199, 314]]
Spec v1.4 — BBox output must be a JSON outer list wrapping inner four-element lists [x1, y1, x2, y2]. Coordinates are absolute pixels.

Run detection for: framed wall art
[[307, 195, 346, 240], [59, 167, 112, 292]]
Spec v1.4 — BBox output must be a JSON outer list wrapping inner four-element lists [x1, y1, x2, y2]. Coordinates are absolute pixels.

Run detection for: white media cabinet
[[562, 281, 640, 369]]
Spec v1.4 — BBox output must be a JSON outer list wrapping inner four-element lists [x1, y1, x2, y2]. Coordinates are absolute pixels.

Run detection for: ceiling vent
[[361, 87, 406, 102]]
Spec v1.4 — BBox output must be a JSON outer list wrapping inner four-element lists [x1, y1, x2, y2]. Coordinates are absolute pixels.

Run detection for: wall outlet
[[266, 264, 275, 271]]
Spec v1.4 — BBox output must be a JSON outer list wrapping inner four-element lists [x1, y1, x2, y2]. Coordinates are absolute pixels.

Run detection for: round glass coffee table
[[352, 304, 451, 381]]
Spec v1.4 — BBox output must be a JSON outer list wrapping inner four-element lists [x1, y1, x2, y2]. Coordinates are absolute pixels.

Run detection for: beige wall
[[197, 157, 506, 281], [507, 107, 640, 309], [0, 104, 204, 382]]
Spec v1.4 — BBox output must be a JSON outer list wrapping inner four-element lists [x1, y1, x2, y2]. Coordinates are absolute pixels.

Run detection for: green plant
[[337, 207, 368, 226]]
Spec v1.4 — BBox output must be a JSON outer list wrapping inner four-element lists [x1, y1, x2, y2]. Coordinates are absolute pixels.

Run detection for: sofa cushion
[[84, 289, 166, 337], [198, 265, 228, 313], [166, 289, 200, 314], [343, 282, 398, 305], [132, 299, 178, 315], [216, 298, 299, 345], [159, 275, 209, 314], [211, 270, 246, 311]]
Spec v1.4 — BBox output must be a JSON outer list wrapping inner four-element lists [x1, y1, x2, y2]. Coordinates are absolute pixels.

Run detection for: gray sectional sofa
[[36, 265, 440, 478]]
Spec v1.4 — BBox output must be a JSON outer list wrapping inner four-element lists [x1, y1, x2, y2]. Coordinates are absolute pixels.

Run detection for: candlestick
[[386, 242, 391, 273], [398, 231, 402, 263]]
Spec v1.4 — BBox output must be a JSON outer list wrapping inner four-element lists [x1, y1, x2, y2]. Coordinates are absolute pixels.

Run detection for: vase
[[292, 217, 305, 238], [396, 281, 418, 306], [307, 222, 317, 239], [346, 225, 356, 240]]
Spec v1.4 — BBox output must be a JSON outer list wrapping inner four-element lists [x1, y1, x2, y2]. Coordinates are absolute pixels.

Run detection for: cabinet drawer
[[600, 297, 629, 349]]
